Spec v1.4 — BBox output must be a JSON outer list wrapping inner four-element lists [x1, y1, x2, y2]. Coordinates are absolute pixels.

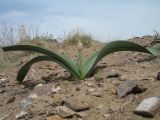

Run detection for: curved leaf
[[83, 41, 160, 78], [17, 55, 78, 83], [17, 56, 53, 83], [83, 52, 99, 77], [2, 45, 81, 79], [147, 47, 160, 56]]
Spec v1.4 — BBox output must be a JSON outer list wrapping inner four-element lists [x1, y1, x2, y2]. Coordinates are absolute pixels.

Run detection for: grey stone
[[33, 84, 52, 96], [117, 80, 138, 98], [63, 95, 91, 112], [0, 78, 8, 85], [20, 98, 32, 110], [55, 106, 75, 118], [45, 108, 56, 116], [5, 96, 15, 104], [107, 73, 120, 78], [15, 111, 29, 119], [134, 97, 160, 117], [20, 93, 38, 111], [76, 111, 87, 119], [156, 72, 160, 81]]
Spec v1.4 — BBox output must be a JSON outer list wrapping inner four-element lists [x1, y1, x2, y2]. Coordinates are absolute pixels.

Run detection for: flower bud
[[77, 40, 83, 50]]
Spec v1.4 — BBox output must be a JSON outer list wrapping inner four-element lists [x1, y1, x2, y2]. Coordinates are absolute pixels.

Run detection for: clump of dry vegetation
[[149, 30, 160, 47], [64, 29, 93, 47], [0, 22, 59, 46]]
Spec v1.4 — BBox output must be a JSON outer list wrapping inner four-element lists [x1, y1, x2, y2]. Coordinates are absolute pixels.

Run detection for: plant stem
[[78, 49, 83, 79]]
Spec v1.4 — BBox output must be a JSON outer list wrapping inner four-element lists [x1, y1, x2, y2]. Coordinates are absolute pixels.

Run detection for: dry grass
[[64, 30, 94, 47]]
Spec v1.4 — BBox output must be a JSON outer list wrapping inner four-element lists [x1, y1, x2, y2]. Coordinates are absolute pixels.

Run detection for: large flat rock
[[62, 95, 91, 112], [117, 80, 138, 98]]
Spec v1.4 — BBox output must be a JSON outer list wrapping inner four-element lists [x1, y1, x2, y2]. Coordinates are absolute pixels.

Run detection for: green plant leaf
[[147, 47, 160, 56], [83, 41, 160, 78], [3, 41, 160, 82], [2, 45, 81, 79], [17, 55, 53, 83], [17, 55, 78, 83], [83, 52, 99, 77]]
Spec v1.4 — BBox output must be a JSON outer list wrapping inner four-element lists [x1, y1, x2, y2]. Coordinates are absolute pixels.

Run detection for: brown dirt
[[1, 36, 160, 120]]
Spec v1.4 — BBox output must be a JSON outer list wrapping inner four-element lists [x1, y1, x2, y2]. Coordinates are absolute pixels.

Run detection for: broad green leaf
[[17, 56, 53, 83], [82, 52, 99, 77], [147, 47, 160, 56], [2, 45, 81, 79], [17, 55, 79, 83], [83, 41, 160, 78]]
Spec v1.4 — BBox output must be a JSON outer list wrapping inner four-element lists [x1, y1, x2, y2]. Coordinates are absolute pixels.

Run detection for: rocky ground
[[1, 36, 160, 120]]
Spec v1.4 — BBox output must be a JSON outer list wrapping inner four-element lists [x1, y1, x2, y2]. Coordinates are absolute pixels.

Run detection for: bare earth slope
[[1, 36, 160, 120]]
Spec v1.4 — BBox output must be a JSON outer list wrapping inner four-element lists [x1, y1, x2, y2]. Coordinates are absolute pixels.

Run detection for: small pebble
[[6, 96, 15, 104], [156, 72, 160, 81]]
